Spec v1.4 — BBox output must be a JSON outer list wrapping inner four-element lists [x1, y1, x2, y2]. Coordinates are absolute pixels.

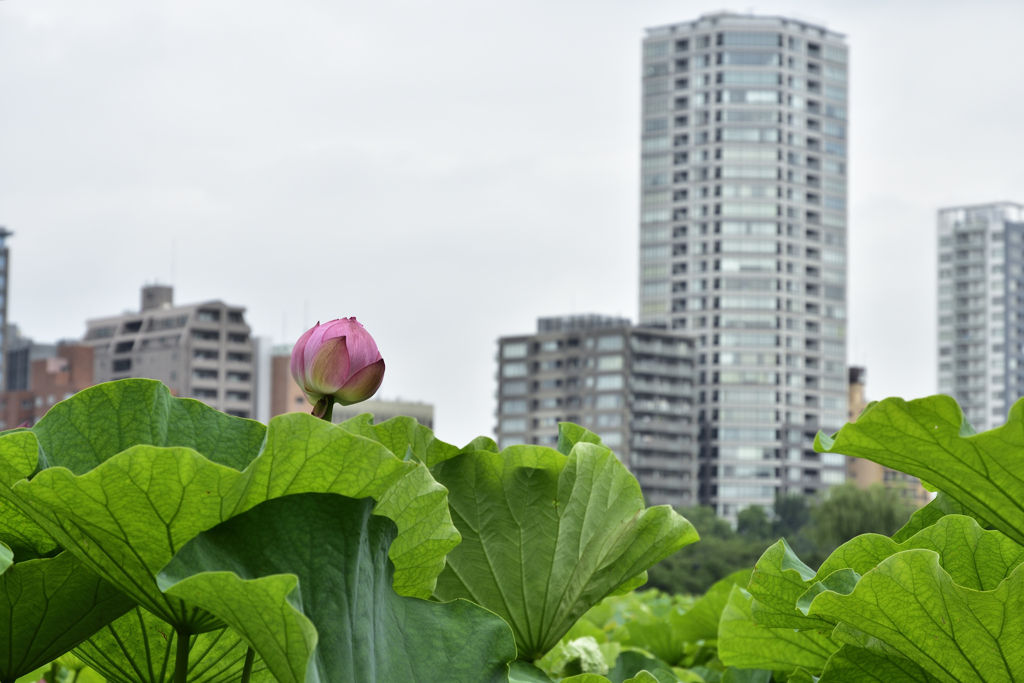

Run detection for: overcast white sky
[[3, 0, 1023, 445]]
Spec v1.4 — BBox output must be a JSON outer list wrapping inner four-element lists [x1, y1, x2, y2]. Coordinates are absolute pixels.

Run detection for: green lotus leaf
[[672, 569, 752, 644], [813, 645, 941, 682], [336, 413, 460, 466], [158, 492, 517, 683], [12, 412, 459, 634], [608, 571, 749, 667], [13, 445, 242, 634], [223, 412, 459, 599], [752, 515, 1024, 635], [509, 661, 556, 682], [31, 379, 266, 473], [74, 606, 270, 683], [430, 441, 698, 660], [891, 491, 991, 543], [607, 650, 674, 682], [747, 539, 831, 631], [718, 587, 837, 674], [720, 669, 770, 683], [785, 669, 815, 683], [815, 394, 1024, 545], [0, 551, 135, 683], [0, 431, 57, 560], [556, 422, 608, 455], [807, 549, 1024, 681]]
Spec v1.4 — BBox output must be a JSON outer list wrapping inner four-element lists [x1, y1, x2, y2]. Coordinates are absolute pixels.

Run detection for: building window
[[502, 343, 528, 359], [502, 362, 528, 378], [112, 359, 132, 372], [196, 309, 221, 322]]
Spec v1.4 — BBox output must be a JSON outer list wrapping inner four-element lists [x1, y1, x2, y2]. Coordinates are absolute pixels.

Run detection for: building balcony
[[632, 398, 691, 415], [632, 418, 693, 434], [631, 379, 694, 397], [632, 361, 692, 377]]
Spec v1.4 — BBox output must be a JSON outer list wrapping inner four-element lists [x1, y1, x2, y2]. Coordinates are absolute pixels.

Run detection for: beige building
[[269, 345, 433, 428], [846, 366, 929, 506], [81, 285, 257, 419]]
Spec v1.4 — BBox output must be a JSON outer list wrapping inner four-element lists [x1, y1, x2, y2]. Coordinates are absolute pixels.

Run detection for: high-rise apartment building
[[82, 285, 257, 418], [495, 315, 697, 507], [0, 228, 12, 391], [937, 202, 1024, 430], [639, 13, 849, 518]]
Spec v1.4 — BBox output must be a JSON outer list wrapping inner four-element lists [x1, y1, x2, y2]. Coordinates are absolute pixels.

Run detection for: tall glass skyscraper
[[638, 13, 849, 519], [937, 202, 1024, 431]]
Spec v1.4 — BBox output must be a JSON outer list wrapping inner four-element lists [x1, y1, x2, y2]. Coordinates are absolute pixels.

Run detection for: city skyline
[[3, 0, 1024, 446]]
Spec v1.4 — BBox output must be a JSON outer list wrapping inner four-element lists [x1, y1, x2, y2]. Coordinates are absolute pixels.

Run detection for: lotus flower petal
[[334, 358, 386, 406]]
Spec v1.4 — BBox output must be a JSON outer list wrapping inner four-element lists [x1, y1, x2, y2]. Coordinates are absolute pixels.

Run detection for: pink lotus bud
[[290, 318, 385, 417]]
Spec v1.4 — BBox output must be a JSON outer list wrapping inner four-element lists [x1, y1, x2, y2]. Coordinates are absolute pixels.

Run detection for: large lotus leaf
[[509, 661, 556, 682], [12, 445, 242, 633], [807, 549, 1024, 682], [718, 587, 837, 674], [751, 515, 1024, 632], [223, 412, 459, 598], [609, 571, 749, 667], [158, 492, 517, 683], [74, 606, 270, 683], [430, 442, 698, 659], [31, 378, 266, 473], [0, 431, 57, 560], [336, 413, 460, 466], [556, 422, 608, 456], [607, 650, 674, 683], [0, 551, 136, 682], [747, 539, 830, 631], [891, 490, 993, 543], [812, 645, 941, 683], [672, 569, 752, 644], [12, 413, 459, 633], [815, 394, 1024, 545]]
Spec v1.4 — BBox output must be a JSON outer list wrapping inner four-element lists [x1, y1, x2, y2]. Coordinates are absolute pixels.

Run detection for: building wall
[[638, 13, 849, 518], [0, 344, 94, 429], [82, 286, 256, 419], [845, 366, 929, 506], [495, 315, 697, 507], [937, 202, 1024, 431], [270, 351, 307, 417]]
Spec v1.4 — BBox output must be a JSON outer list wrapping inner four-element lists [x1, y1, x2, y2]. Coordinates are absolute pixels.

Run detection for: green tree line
[[646, 483, 919, 595]]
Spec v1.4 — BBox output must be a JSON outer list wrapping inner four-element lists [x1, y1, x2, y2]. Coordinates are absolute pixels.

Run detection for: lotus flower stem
[[47, 663, 58, 683], [316, 396, 336, 423], [240, 647, 256, 683], [174, 628, 190, 683]]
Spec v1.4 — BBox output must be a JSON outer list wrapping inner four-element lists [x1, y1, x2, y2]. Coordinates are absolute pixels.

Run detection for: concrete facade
[[937, 202, 1024, 431], [845, 366, 929, 506], [81, 285, 257, 418], [639, 13, 849, 518], [0, 343, 94, 429], [495, 315, 697, 507]]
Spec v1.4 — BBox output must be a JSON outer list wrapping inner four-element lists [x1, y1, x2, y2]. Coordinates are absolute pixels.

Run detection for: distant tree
[[645, 505, 773, 595], [736, 505, 771, 539], [772, 493, 811, 538], [808, 483, 915, 552]]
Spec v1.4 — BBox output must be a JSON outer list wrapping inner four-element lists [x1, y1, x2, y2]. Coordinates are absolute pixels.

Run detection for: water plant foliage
[[4, 382, 1023, 682]]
